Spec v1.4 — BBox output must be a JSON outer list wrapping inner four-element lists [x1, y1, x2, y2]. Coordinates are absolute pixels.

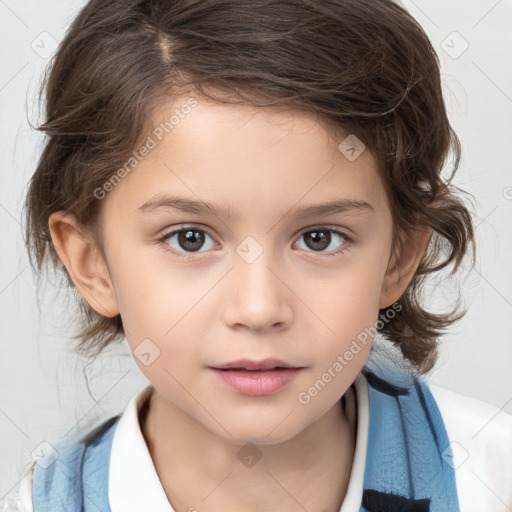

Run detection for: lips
[[208, 358, 304, 396], [210, 358, 300, 371]]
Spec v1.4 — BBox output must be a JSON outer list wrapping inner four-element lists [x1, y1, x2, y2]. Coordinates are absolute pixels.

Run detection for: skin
[[49, 94, 431, 512]]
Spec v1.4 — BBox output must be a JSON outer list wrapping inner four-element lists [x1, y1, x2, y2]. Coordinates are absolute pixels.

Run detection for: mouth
[[208, 359, 305, 396]]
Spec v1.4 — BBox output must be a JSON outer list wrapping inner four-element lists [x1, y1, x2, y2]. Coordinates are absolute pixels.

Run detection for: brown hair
[[23, 0, 475, 375]]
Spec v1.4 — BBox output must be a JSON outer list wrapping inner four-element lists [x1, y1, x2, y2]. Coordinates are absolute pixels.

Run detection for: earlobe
[[379, 226, 433, 309], [48, 211, 120, 318]]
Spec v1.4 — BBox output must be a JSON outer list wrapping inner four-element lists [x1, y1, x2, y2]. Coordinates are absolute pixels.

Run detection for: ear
[[379, 225, 433, 309], [48, 211, 120, 318]]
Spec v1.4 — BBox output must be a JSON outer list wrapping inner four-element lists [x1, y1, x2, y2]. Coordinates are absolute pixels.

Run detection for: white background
[[1, 0, 511, 501]]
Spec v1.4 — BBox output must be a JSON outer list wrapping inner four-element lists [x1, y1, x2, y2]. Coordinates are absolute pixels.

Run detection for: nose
[[221, 248, 293, 332]]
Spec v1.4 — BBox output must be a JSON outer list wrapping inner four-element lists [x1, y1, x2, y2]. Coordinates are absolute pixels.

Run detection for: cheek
[[109, 242, 196, 330], [305, 250, 391, 369], [112, 252, 223, 384], [310, 255, 390, 331]]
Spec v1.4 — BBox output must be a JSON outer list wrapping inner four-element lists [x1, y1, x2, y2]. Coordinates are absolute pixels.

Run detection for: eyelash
[[156, 225, 354, 261]]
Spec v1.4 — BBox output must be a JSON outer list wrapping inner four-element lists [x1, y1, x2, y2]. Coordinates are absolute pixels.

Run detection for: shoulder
[[5, 413, 122, 512], [428, 382, 512, 452], [0, 461, 36, 512], [427, 382, 512, 510]]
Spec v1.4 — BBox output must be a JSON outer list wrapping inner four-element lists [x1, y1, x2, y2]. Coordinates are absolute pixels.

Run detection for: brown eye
[[302, 229, 332, 251], [158, 226, 217, 258], [175, 229, 206, 252], [294, 227, 351, 256]]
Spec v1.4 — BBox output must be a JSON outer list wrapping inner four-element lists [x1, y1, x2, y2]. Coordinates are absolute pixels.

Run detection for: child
[[3, 0, 511, 510]]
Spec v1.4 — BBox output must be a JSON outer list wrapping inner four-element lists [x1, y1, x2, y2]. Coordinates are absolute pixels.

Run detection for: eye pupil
[[178, 229, 205, 252], [304, 230, 331, 251]]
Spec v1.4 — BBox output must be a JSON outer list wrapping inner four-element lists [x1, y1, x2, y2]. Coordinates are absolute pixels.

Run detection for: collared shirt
[[7, 372, 512, 512]]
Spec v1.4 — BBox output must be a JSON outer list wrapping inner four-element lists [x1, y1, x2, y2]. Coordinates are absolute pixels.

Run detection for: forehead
[[101, 94, 389, 223], [149, 92, 345, 151]]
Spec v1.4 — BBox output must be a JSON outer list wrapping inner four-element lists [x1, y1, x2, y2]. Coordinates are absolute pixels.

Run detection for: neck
[[140, 388, 357, 512]]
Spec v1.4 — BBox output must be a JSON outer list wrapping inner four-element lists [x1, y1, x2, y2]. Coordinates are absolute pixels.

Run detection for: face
[[95, 94, 396, 445]]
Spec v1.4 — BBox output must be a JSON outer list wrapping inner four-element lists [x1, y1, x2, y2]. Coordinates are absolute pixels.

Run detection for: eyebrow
[[137, 194, 374, 220]]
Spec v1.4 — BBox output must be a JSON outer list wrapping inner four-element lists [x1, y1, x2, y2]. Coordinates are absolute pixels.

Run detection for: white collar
[[109, 384, 173, 511], [108, 373, 369, 512]]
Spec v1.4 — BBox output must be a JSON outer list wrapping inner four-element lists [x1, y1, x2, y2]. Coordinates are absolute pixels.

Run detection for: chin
[[215, 419, 306, 447]]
